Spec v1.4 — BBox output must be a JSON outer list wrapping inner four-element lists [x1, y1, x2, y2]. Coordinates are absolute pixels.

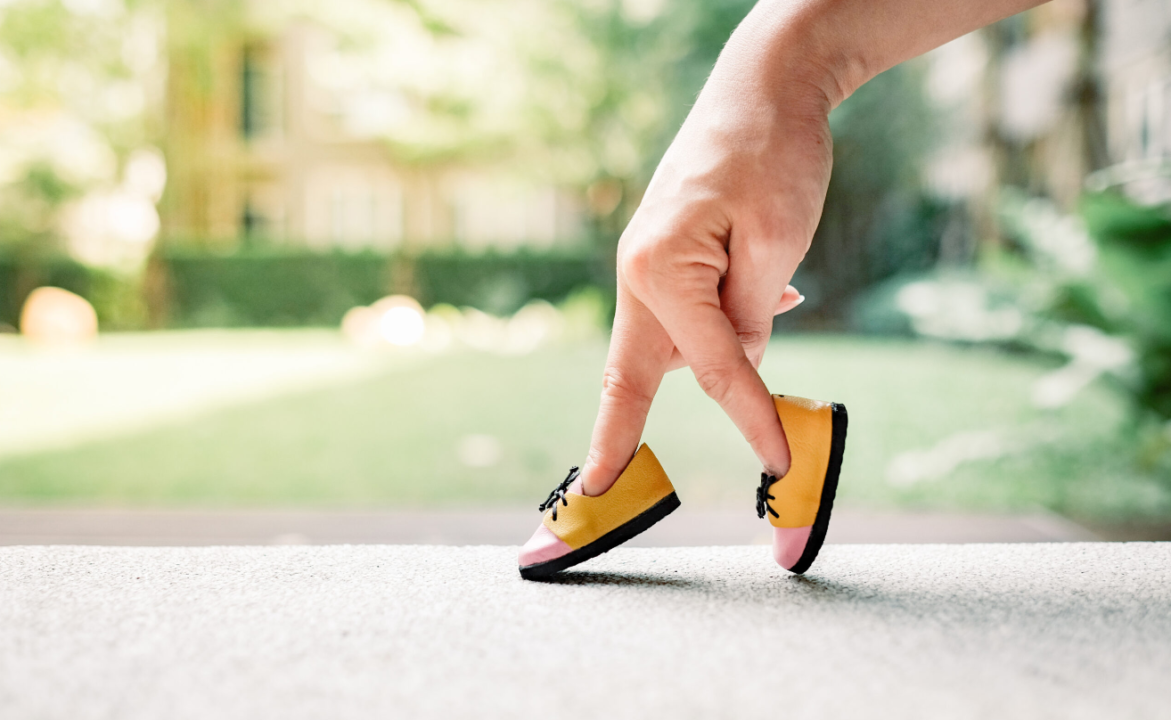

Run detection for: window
[[240, 45, 280, 141]]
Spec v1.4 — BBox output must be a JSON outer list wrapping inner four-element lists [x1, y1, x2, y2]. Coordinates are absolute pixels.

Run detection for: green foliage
[[0, 253, 139, 329], [0, 249, 613, 329], [879, 188, 1171, 430], [829, 64, 937, 196], [1083, 192, 1171, 246], [993, 190, 1171, 423], [162, 251, 393, 328], [519, 0, 687, 240], [803, 64, 940, 318], [407, 250, 611, 316], [0, 162, 82, 255], [0, 0, 163, 256], [1080, 193, 1171, 420], [855, 188, 1171, 433]]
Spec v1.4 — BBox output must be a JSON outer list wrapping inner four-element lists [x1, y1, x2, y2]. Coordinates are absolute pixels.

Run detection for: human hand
[[577, 0, 1048, 495], [578, 22, 834, 494]]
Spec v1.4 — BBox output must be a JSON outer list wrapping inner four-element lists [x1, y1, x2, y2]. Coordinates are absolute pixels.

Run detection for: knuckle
[[601, 367, 654, 410], [733, 321, 771, 351], [692, 357, 746, 405], [617, 238, 668, 294]]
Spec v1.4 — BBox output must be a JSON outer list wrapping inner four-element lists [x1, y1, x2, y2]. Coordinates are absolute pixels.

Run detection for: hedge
[[0, 248, 615, 330], [0, 256, 127, 331]]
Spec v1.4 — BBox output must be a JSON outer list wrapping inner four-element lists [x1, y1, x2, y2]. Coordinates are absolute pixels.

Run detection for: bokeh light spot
[[379, 306, 425, 347]]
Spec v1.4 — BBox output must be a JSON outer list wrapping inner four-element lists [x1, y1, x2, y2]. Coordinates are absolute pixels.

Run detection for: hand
[[577, 0, 1048, 495], [579, 28, 834, 494]]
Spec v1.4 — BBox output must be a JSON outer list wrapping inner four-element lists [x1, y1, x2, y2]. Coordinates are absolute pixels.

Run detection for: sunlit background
[[1, 0, 1169, 538]]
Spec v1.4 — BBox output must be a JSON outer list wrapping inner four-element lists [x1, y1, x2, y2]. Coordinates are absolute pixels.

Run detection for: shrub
[[1079, 193, 1171, 420], [0, 256, 141, 331], [0, 247, 615, 330]]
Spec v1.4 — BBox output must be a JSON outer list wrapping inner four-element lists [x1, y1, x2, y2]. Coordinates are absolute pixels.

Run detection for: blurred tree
[[527, 0, 938, 320], [519, 0, 679, 242], [0, 0, 167, 328], [0, 0, 151, 258], [806, 64, 939, 324]]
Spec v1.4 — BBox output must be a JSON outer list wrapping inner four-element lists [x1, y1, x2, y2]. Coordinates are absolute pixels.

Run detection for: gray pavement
[[2, 543, 1169, 719], [0, 506, 1100, 546]]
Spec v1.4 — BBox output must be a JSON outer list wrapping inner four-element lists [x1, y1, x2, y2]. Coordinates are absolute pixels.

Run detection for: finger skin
[[719, 232, 789, 369], [628, 244, 792, 477], [662, 284, 802, 373], [579, 286, 674, 496]]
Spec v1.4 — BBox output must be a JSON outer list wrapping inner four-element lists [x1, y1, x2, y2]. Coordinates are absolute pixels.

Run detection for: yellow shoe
[[518, 444, 680, 580], [758, 394, 848, 574]]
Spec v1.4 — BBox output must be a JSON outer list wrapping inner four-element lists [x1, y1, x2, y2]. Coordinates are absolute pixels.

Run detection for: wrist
[[711, 0, 873, 114], [718, 0, 1049, 113]]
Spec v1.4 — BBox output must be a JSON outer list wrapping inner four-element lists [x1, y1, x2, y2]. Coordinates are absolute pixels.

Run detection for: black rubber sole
[[786, 402, 848, 575], [519, 491, 681, 581]]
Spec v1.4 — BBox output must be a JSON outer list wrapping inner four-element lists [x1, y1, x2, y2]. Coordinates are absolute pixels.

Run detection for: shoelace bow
[[756, 472, 780, 519], [538, 466, 581, 521]]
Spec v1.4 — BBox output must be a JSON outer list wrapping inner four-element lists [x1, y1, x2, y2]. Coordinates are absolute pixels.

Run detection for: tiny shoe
[[757, 394, 848, 574], [518, 443, 680, 580]]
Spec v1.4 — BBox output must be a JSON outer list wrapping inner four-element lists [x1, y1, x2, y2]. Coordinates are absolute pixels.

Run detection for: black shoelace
[[538, 466, 581, 521], [756, 472, 780, 519]]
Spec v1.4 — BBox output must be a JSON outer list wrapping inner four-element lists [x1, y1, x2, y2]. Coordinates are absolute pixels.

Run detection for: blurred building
[[161, 16, 583, 252], [924, 0, 1170, 235], [1099, 0, 1171, 202]]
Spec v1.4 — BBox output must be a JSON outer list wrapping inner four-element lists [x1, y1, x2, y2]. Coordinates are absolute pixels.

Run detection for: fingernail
[[795, 294, 806, 306]]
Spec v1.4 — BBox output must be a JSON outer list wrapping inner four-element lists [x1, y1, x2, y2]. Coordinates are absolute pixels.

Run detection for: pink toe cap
[[773, 525, 813, 570], [519, 523, 573, 567]]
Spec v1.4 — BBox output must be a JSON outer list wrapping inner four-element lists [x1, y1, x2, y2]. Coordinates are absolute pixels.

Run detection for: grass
[[1, 332, 1167, 520]]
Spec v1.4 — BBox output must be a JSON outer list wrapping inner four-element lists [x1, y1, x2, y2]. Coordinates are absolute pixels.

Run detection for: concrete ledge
[[2, 543, 1168, 719]]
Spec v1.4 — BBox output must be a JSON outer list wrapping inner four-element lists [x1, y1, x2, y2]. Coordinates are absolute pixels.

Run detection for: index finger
[[579, 285, 675, 495]]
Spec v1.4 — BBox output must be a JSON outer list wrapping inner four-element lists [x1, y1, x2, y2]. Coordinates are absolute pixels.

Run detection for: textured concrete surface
[[2, 543, 1169, 720], [0, 506, 1098, 546]]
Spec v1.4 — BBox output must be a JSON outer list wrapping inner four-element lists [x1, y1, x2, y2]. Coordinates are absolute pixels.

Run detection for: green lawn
[[2, 333, 1167, 521]]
